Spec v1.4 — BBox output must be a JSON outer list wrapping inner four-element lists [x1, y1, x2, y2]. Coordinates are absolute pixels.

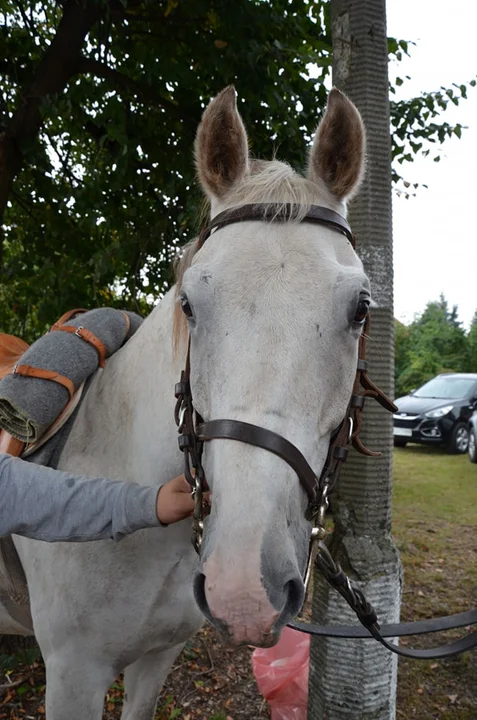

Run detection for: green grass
[[392, 444, 477, 610], [392, 445, 477, 525], [392, 445, 477, 720]]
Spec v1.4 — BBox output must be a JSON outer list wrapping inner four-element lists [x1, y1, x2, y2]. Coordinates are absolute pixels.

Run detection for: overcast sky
[[386, 0, 477, 329]]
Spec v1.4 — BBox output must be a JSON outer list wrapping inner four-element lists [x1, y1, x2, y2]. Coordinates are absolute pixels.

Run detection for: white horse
[[4, 85, 368, 719]]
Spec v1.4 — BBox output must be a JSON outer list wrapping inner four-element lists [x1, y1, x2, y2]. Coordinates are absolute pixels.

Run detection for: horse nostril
[[283, 577, 305, 620], [193, 573, 207, 613], [193, 573, 231, 636]]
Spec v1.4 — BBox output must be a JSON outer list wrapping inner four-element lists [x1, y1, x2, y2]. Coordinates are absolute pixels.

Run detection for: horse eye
[[354, 298, 370, 324], [181, 297, 193, 318]]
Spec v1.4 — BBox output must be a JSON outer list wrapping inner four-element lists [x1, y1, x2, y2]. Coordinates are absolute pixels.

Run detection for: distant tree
[[468, 310, 477, 372], [394, 319, 412, 393], [395, 295, 472, 396]]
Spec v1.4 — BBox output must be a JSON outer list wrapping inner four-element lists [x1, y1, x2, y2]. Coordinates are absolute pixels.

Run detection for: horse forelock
[[226, 158, 341, 217]]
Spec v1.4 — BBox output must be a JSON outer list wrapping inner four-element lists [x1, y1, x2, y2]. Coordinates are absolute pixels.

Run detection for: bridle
[[174, 202, 477, 660], [174, 204, 391, 535]]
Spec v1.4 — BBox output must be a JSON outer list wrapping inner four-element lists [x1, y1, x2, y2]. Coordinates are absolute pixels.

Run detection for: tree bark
[[0, 0, 102, 238], [308, 2, 402, 718]]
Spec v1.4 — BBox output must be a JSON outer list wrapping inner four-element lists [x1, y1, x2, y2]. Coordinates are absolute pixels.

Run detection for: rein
[[174, 202, 477, 660]]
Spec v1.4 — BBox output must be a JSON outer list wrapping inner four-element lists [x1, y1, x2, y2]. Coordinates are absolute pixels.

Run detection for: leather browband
[[198, 203, 354, 248]]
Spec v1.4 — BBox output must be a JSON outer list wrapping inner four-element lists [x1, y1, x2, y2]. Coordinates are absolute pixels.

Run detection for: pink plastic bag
[[252, 627, 310, 720]]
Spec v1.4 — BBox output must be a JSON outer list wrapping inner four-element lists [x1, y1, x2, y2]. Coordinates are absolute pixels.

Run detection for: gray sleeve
[[0, 454, 161, 542]]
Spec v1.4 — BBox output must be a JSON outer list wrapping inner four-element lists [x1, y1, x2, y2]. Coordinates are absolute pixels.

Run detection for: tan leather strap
[[121, 311, 131, 338], [13, 364, 75, 400], [52, 325, 107, 368], [0, 431, 24, 456], [49, 308, 87, 331]]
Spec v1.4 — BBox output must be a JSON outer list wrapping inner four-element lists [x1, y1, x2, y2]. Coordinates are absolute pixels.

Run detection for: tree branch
[[14, 0, 40, 44], [44, 129, 82, 187], [0, 0, 104, 228], [76, 57, 194, 127]]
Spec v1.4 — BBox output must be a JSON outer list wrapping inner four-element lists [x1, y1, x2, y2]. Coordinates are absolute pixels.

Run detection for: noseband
[[174, 202, 477, 660]]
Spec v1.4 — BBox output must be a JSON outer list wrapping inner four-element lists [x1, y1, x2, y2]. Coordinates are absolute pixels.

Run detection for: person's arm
[[0, 453, 193, 542]]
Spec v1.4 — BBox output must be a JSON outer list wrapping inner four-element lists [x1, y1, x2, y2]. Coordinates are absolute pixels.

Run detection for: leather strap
[[196, 419, 318, 504], [288, 610, 477, 660], [52, 325, 107, 368], [288, 613, 477, 660], [365, 624, 477, 660], [198, 203, 354, 248], [0, 431, 24, 456], [289, 609, 477, 638], [121, 311, 131, 338], [49, 308, 87, 331], [13, 364, 75, 400], [287, 540, 477, 660]]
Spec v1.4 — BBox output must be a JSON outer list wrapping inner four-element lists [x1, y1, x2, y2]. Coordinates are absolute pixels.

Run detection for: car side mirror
[[409, 388, 416, 395]]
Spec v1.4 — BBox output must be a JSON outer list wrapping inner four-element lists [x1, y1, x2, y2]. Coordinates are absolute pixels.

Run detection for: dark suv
[[393, 373, 477, 453]]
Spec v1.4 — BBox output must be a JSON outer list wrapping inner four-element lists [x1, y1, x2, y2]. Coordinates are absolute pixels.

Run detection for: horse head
[[175, 86, 368, 647]]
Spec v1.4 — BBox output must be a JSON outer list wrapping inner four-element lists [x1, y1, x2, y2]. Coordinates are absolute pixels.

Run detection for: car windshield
[[414, 377, 476, 400]]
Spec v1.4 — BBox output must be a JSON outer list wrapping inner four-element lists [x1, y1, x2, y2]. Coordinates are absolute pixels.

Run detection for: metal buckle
[[192, 475, 205, 553], [348, 416, 354, 441], [75, 326, 84, 338], [178, 405, 186, 433]]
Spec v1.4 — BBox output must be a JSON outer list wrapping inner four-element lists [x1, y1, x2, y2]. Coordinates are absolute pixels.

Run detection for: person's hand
[[156, 474, 211, 525]]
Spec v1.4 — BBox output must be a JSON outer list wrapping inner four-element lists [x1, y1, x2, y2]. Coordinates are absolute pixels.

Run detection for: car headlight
[[425, 405, 453, 418]]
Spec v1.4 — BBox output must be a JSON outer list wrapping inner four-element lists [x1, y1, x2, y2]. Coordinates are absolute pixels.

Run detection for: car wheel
[[393, 438, 408, 448], [448, 422, 470, 454], [469, 428, 477, 463]]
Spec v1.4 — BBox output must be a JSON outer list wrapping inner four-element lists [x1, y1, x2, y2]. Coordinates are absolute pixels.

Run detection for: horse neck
[[60, 290, 184, 487]]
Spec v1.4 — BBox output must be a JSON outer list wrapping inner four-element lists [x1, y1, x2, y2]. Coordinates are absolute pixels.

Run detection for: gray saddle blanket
[[0, 308, 142, 443]]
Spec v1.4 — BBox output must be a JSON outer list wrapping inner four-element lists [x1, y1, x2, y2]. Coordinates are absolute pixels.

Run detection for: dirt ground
[[1, 518, 476, 720]]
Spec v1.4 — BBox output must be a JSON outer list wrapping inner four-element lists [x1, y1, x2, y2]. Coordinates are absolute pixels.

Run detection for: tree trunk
[[308, 1, 402, 718]]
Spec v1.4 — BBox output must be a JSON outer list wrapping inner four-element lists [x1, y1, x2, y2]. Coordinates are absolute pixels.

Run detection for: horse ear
[[307, 88, 366, 201], [195, 86, 249, 200]]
